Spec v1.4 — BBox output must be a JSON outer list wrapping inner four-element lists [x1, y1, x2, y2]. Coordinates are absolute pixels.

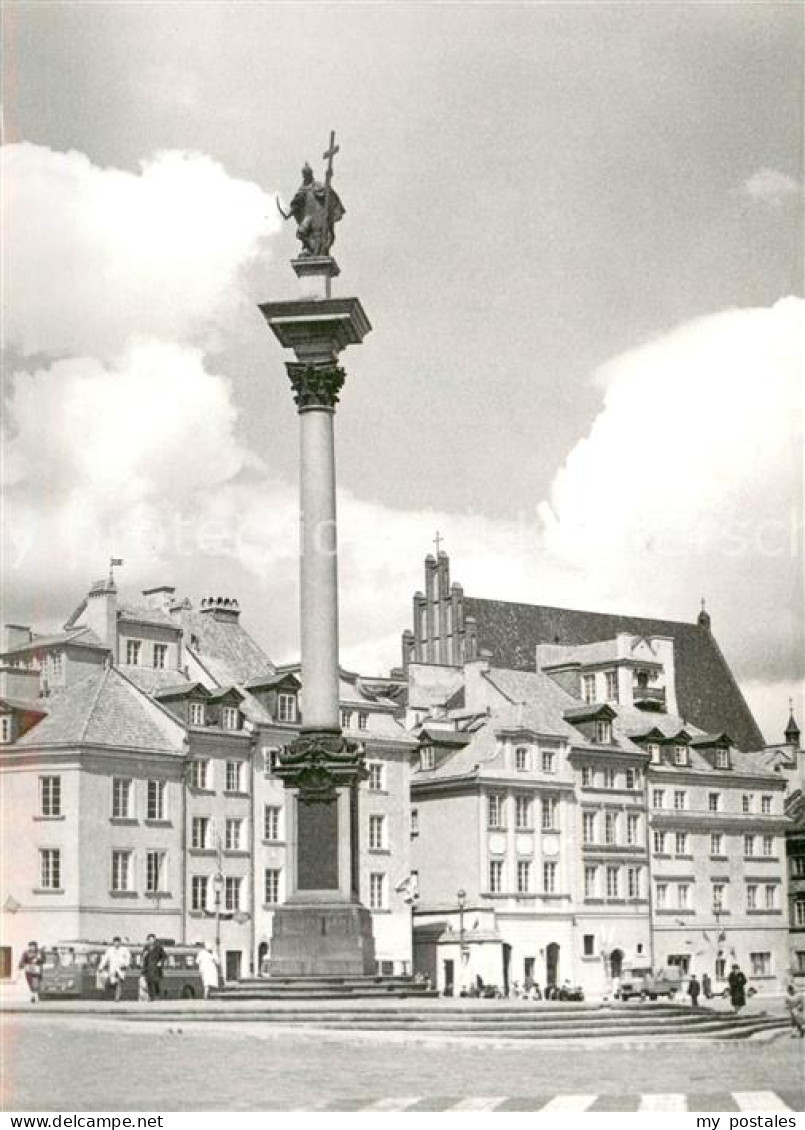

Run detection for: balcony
[[632, 685, 666, 711]]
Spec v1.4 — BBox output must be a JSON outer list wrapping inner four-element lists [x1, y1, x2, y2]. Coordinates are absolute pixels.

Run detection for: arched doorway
[[546, 943, 560, 990], [257, 941, 269, 976], [610, 948, 624, 980]]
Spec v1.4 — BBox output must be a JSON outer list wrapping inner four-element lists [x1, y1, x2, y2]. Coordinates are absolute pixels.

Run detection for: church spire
[[697, 598, 711, 630], [785, 698, 800, 749]]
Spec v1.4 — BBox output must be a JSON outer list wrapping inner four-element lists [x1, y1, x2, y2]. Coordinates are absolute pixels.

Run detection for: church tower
[[401, 547, 478, 669]]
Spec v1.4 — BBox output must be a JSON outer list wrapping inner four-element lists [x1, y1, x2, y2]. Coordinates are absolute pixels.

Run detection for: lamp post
[[457, 888, 467, 994], [212, 871, 224, 975]]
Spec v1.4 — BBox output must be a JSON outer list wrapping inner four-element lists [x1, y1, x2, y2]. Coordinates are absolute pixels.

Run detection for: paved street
[[3, 1014, 803, 1111]]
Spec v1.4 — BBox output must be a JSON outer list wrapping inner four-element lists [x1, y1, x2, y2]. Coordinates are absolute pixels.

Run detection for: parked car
[[545, 981, 584, 1001], [615, 967, 682, 1001], [39, 939, 204, 1000]]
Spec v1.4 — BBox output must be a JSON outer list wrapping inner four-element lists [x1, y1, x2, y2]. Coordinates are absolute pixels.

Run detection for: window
[[655, 882, 667, 910], [673, 744, 688, 766], [264, 869, 280, 905], [626, 813, 639, 845], [795, 901, 805, 927], [368, 763, 384, 791], [224, 876, 242, 912], [541, 796, 558, 831], [0, 715, 12, 743], [543, 861, 557, 893], [715, 957, 727, 980], [673, 790, 686, 810], [39, 776, 61, 817], [677, 883, 690, 910], [146, 780, 166, 821], [746, 884, 758, 910], [277, 693, 297, 723], [604, 812, 618, 845], [225, 762, 245, 793], [515, 746, 529, 772], [762, 835, 774, 857], [142, 849, 165, 893], [191, 875, 208, 911], [675, 832, 688, 855], [627, 867, 641, 899], [606, 866, 619, 898], [625, 768, 637, 790], [189, 759, 209, 790], [111, 850, 132, 892], [221, 706, 239, 731], [584, 866, 598, 899], [515, 796, 531, 830], [716, 747, 730, 769], [263, 747, 280, 775], [488, 794, 505, 829], [761, 795, 772, 815], [750, 952, 771, 977], [489, 860, 503, 893], [420, 747, 435, 771], [668, 953, 690, 974], [582, 674, 596, 704], [605, 670, 618, 702], [595, 719, 612, 745], [369, 815, 386, 850], [189, 701, 206, 727], [647, 742, 661, 764], [340, 710, 352, 729], [712, 882, 727, 911], [357, 712, 368, 731], [264, 806, 280, 841], [708, 792, 721, 813], [541, 750, 556, 774], [652, 789, 665, 809], [764, 885, 777, 910], [517, 860, 531, 893], [111, 778, 132, 819], [581, 766, 592, 787], [225, 818, 243, 851], [794, 859, 805, 879], [744, 834, 755, 857], [192, 816, 210, 850], [126, 640, 141, 665], [603, 768, 616, 789], [410, 808, 419, 837], [369, 872, 386, 909], [710, 832, 724, 856], [583, 812, 596, 844], [653, 830, 667, 854], [583, 934, 595, 956], [153, 643, 167, 669], [742, 794, 753, 814], [39, 848, 61, 889]]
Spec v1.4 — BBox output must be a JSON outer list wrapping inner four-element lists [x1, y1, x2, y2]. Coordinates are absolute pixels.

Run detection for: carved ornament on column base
[[286, 362, 346, 412], [275, 728, 367, 802]]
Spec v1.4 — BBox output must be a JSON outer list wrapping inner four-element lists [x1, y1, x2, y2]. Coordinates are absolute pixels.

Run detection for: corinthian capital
[[287, 362, 346, 411]]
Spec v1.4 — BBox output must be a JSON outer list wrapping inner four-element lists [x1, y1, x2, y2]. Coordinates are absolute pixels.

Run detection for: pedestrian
[[785, 984, 804, 1038], [99, 936, 132, 1002], [196, 943, 220, 999], [727, 963, 747, 1013], [702, 972, 712, 1000], [142, 933, 167, 1001], [18, 941, 45, 1003], [687, 973, 701, 1008]]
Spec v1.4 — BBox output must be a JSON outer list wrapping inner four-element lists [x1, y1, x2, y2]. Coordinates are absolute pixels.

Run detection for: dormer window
[[595, 719, 612, 745], [673, 744, 688, 767], [420, 746, 435, 771], [515, 746, 530, 771], [189, 701, 206, 726], [126, 640, 141, 665], [647, 742, 661, 764], [582, 674, 596, 704], [153, 643, 168, 669], [221, 706, 240, 731], [715, 747, 730, 769], [277, 693, 297, 723]]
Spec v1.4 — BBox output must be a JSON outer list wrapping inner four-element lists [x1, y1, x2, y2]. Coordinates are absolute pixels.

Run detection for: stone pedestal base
[[269, 902, 376, 976]]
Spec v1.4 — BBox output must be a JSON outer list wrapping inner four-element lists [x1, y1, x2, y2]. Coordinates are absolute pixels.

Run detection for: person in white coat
[[196, 944, 220, 999], [99, 937, 131, 1002]]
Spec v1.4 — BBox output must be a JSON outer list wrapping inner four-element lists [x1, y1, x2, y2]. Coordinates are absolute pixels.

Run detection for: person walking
[[727, 963, 747, 1013], [702, 972, 712, 1000], [99, 937, 131, 1002], [196, 943, 220, 1000], [687, 973, 701, 1008], [18, 941, 45, 1003], [785, 984, 804, 1038], [141, 934, 167, 1001]]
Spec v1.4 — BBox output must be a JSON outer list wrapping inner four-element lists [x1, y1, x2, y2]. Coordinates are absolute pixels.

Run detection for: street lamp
[[212, 871, 224, 974], [457, 889, 468, 993]]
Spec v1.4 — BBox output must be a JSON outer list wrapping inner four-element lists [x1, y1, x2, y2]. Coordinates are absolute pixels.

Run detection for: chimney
[[199, 597, 241, 623], [142, 585, 176, 611], [2, 624, 32, 653], [84, 578, 118, 661], [464, 649, 492, 712]]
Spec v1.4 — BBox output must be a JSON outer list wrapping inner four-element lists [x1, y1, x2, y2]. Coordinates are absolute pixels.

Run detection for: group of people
[[686, 964, 744, 1009]]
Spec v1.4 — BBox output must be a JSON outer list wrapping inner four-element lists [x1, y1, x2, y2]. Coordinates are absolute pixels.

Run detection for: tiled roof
[[1, 626, 107, 656], [178, 609, 275, 686], [118, 666, 193, 696], [14, 668, 186, 752], [0, 696, 46, 715], [117, 603, 180, 629], [464, 598, 764, 751]]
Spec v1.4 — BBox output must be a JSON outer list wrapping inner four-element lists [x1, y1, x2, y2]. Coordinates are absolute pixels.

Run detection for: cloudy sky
[[2, 1, 802, 741]]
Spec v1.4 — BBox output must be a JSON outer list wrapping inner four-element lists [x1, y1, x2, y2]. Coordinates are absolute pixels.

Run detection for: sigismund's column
[[259, 135, 375, 976]]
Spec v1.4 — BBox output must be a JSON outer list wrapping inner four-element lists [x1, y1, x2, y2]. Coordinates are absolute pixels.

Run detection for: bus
[[39, 940, 204, 1000]]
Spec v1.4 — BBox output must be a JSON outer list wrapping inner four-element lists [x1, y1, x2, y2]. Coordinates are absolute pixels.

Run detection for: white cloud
[[742, 167, 801, 205], [2, 143, 279, 357]]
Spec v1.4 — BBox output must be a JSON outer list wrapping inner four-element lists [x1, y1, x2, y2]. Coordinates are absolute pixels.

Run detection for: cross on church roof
[[433, 531, 444, 555]]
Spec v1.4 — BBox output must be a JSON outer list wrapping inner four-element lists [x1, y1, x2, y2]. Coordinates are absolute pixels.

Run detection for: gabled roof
[[1, 626, 107, 656], [562, 702, 616, 723], [244, 672, 300, 692], [463, 598, 764, 751], [418, 727, 471, 747], [118, 604, 180, 631], [691, 732, 734, 747], [153, 681, 211, 700], [14, 668, 186, 753]]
